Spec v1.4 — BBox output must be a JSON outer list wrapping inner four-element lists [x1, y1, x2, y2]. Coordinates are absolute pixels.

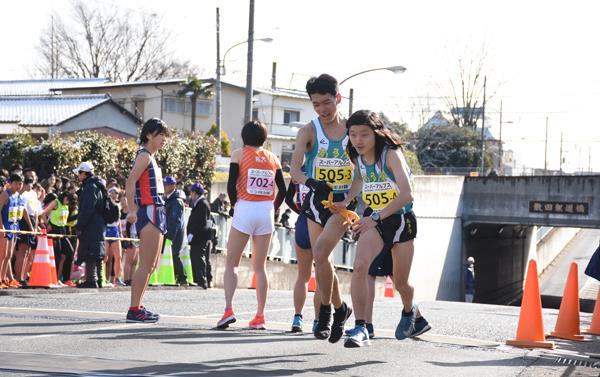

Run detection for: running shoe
[[329, 302, 352, 343], [216, 308, 236, 329], [249, 314, 266, 330], [314, 305, 332, 340], [395, 305, 416, 340], [412, 317, 432, 338], [345, 323, 375, 339], [114, 278, 126, 287], [291, 314, 304, 333], [140, 306, 160, 321], [8, 279, 21, 288], [126, 307, 159, 323], [343, 325, 371, 348], [64, 280, 77, 287], [0, 281, 7, 289], [104, 281, 114, 288], [312, 320, 318, 334]]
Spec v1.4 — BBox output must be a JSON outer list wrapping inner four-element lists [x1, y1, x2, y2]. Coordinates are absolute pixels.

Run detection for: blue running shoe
[[126, 307, 159, 323], [395, 305, 416, 340], [346, 323, 375, 338], [312, 320, 318, 334], [291, 315, 304, 333], [344, 325, 371, 348], [412, 317, 432, 338]]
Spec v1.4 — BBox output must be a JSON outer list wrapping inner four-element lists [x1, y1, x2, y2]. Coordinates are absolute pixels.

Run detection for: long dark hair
[[346, 110, 404, 164]]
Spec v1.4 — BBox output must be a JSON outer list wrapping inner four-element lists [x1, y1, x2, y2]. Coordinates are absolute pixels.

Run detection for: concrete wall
[[533, 227, 580, 274], [463, 175, 600, 228], [412, 176, 465, 301]]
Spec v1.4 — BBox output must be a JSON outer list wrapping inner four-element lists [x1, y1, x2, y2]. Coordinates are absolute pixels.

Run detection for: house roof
[[51, 78, 186, 91], [0, 94, 138, 127], [255, 87, 309, 100], [0, 78, 110, 96]]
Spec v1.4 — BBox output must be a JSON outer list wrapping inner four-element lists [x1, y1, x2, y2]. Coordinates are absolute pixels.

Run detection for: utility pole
[[498, 99, 503, 175], [215, 7, 222, 146], [243, 0, 255, 124], [480, 76, 487, 175], [559, 131, 563, 174], [348, 88, 354, 117], [544, 117, 549, 174]]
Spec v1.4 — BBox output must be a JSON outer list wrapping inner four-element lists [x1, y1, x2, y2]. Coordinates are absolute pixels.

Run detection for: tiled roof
[[0, 79, 110, 96], [0, 94, 111, 126], [255, 87, 309, 100], [52, 78, 186, 90]]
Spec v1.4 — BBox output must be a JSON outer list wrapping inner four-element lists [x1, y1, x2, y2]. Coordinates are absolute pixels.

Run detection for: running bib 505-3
[[315, 157, 353, 191], [246, 169, 275, 196], [362, 181, 398, 212]]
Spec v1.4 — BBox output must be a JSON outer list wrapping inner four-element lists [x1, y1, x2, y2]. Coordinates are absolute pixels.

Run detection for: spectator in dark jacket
[[186, 183, 212, 289], [74, 162, 106, 288], [210, 193, 227, 214], [465, 257, 475, 302], [163, 176, 188, 285]]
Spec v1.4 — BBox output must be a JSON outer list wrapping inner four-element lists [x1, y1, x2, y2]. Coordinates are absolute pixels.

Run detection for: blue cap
[[163, 176, 176, 185], [191, 182, 205, 194]]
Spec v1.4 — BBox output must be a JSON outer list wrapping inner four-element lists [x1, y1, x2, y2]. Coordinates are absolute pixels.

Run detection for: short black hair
[[24, 177, 34, 185], [241, 120, 268, 147], [140, 118, 170, 145], [9, 173, 23, 183], [306, 74, 338, 98]]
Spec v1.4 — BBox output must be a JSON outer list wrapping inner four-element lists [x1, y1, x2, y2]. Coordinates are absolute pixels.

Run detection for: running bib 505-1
[[246, 169, 275, 196], [362, 181, 398, 212], [315, 157, 353, 191]]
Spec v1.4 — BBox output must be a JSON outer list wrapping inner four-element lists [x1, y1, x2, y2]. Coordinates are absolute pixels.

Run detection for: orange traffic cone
[[28, 235, 53, 288], [549, 262, 585, 341], [308, 265, 317, 293], [506, 259, 555, 349], [585, 288, 600, 335], [47, 238, 58, 286], [384, 276, 395, 298], [249, 272, 257, 289]]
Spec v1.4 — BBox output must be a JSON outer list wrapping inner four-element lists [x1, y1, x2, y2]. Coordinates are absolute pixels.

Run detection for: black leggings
[[48, 225, 74, 281]]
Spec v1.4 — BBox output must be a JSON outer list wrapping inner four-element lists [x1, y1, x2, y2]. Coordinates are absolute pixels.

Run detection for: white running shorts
[[231, 200, 274, 236]]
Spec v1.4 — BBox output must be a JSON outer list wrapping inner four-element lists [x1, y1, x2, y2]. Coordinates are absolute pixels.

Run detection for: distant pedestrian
[[465, 257, 475, 303], [163, 176, 188, 286], [187, 183, 213, 289], [211, 193, 227, 214]]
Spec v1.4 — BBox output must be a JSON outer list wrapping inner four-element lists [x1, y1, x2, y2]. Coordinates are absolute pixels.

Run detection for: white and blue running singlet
[[304, 117, 353, 194]]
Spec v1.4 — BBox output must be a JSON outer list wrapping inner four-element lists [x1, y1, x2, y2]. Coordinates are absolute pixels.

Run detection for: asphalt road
[[0, 287, 598, 376]]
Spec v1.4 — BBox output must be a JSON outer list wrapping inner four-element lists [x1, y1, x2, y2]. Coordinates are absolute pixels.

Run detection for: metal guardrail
[[211, 213, 356, 270]]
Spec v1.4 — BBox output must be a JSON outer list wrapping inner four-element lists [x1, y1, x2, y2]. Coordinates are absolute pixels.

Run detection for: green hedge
[[1, 131, 218, 189]]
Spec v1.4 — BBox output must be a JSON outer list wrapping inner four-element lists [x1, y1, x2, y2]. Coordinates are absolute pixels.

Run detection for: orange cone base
[[547, 332, 586, 341], [584, 328, 600, 336], [506, 339, 555, 349]]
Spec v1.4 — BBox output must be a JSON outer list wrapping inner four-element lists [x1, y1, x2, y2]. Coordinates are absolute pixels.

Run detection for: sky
[[1, 0, 599, 173]]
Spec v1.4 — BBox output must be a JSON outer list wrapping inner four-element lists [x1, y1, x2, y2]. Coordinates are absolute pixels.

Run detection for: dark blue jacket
[[165, 189, 186, 253], [465, 265, 475, 294], [76, 175, 106, 260]]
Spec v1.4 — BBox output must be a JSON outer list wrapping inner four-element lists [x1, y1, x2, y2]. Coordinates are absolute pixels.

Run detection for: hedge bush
[[2, 130, 218, 189]]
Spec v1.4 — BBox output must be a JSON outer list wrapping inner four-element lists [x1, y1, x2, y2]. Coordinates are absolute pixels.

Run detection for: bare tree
[[439, 43, 495, 129], [36, 1, 195, 81]]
